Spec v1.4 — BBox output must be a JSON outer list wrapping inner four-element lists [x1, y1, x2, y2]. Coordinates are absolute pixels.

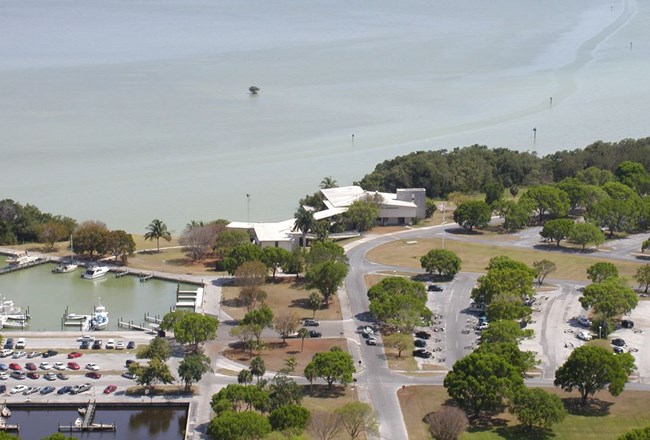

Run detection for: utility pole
[[246, 194, 250, 223]]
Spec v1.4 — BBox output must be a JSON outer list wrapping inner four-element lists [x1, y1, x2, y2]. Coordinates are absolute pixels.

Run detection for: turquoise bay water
[[0, 259, 194, 331], [1, 0, 648, 232]]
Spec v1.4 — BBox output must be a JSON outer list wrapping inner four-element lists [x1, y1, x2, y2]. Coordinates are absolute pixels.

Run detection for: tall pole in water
[[246, 194, 250, 223]]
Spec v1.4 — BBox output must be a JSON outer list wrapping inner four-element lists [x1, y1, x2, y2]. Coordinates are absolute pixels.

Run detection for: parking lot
[[0, 332, 155, 400]]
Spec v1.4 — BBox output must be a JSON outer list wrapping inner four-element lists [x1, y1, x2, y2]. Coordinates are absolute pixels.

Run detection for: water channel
[[8, 405, 187, 439], [0, 256, 197, 332]]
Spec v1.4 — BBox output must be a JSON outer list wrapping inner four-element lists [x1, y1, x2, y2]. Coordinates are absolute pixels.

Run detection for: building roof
[[321, 186, 416, 209], [227, 219, 296, 243]]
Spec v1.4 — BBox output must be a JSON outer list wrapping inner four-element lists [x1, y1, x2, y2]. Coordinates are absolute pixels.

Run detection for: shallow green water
[[0, 258, 195, 332]]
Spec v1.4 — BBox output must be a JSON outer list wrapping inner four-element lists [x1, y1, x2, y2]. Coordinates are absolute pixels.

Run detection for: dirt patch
[[223, 337, 349, 375], [221, 280, 342, 321]]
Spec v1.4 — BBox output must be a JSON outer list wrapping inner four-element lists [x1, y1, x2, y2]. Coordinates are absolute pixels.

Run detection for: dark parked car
[[126, 341, 136, 350], [303, 319, 319, 327], [612, 338, 626, 347], [4, 338, 14, 349], [412, 349, 432, 358], [57, 385, 73, 395], [0, 385, 5, 394], [622, 319, 634, 329], [40, 386, 55, 395], [80, 341, 91, 349], [414, 331, 431, 340], [414, 339, 427, 348], [308, 330, 322, 338], [427, 284, 443, 292], [86, 372, 101, 379], [125, 359, 136, 368], [92, 340, 103, 350], [613, 346, 624, 354], [42, 349, 58, 358], [25, 362, 37, 371], [27, 372, 40, 380]]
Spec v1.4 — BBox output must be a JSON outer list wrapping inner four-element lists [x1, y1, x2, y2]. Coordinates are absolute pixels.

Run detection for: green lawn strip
[[398, 385, 650, 440], [367, 238, 643, 282]]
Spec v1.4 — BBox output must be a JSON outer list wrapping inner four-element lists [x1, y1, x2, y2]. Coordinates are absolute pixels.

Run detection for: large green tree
[[579, 277, 638, 319], [586, 261, 619, 283], [519, 185, 570, 222], [207, 411, 272, 440], [471, 267, 535, 305], [540, 218, 574, 246], [262, 246, 291, 281], [453, 200, 491, 231], [479, 320, 533, 345], [510, 387, 567, 431], [305, 260, 349, 305], [171, 312, 219, 353], [269, 404, 311, 433], [420, 249, 462, 278], [136, 336, 171, 361], [569, 222, 606, 250], [554, 345, 635, 405], [72, 220, 109, 258], [223, 243, 264, 275], [129, 357, 175, 391], [532, 259, 556, 285], [305, 347, 355, 389], [343, 194, 381, 232], [476, 342, 538, 375], [177, 353, 212, 391], [106, 229, 136, 262], [444, 352, 524, 419], [618, 426, 650, 440], [144, 218, 172, 252], [634, 264, 650, 293]]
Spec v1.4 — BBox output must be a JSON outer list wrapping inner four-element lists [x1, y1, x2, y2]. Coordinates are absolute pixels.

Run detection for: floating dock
[[0, 257, 48, 275], [59, 401, 116, 433], [175, 287, 203, 312]]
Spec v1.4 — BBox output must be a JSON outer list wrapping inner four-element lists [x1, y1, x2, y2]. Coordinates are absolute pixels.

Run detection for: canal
[[7, 404, 187, 439]]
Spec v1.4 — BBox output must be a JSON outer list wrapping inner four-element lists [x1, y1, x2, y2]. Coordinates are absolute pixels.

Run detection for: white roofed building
[[227, 186, 426, 251]]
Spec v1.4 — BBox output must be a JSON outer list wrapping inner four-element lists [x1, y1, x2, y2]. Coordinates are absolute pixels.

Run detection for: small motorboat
[[52, 262, 78, 273], [1, 406, 10, 417], [82, 265, 110, 280], [78, 407, 87, 415], [75, 417, 83, 427]]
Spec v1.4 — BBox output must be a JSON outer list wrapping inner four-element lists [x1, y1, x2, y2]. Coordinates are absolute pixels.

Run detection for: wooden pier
[[139, 273, 154, 282], [115, 269, 130, 278], [59, 401, 116, 433], [144, 313, 162, 324], [117, 319, 157, 334], [0, 257, 48, 275]]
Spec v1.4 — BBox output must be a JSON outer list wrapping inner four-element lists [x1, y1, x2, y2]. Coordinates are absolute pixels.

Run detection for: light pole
[[246, 194, 251, 223], [599, 325, 602, 339]]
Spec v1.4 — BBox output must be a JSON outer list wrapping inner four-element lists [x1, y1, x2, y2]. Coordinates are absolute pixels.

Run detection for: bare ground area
[[221, 278, 342, 321], [222, 337, 349, 375]]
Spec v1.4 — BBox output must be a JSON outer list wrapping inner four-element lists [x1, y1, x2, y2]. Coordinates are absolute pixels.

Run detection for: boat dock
[[0, 257, 48, 276], [139, 273, 154, 282], [117, 319, 158, 334], [115, 269, 129, 278], [59, 401, 116, 433], [175, 286, 203, 312]]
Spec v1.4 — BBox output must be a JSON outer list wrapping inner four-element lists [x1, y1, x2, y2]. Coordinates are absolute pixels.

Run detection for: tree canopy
[[453, 200, 491, 231], [420, 249, 462, 278], [554, 345, 635, 405], [304, 347, 355, 389]]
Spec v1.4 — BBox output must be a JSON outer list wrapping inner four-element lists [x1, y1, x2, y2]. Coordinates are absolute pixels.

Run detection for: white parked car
[[577, 331, 592, 341], [105, 339, 116, 349], [15, 338, 26, 349], [12, 351, 26, 359], [115, 341, 125, 350], [577, 316, 592, 327], [53, 362, 66, 370], [0, 372, 8, 380], [85, 363, 100, 371], [10, 385, 28, 394], [39, 362, 52, 370]]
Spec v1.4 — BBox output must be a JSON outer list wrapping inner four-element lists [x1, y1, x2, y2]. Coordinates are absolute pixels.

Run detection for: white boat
[[89, 299, 109, 331], [52, 262, 78, 273], [1, 406, 10, 417], [66, 313, 87, 321], [6, 253, 40, 267], [2, 320, 28, 328], [82, 265, 110, 279], [75, 417, 83, 428], [53, 236, 79, 273]]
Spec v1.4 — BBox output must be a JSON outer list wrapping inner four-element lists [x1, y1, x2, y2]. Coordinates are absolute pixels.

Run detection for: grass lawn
[[398, 385, 650, 440], [221, 279, 342, 321], [367, 238, 644, 281], [222, 337, 349, 376]]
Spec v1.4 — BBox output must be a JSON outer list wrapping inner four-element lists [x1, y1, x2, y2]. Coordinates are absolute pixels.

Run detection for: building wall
[[396, 188, 427, 219], [256, 239, 294, 251]]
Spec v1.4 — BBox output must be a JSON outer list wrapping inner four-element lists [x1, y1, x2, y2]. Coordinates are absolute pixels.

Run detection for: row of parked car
[[7, 383, 117, 396]]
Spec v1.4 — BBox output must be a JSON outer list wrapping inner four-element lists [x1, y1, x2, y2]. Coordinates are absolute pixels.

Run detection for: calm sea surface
[[0, 256, 195, 331], [1, 0, 648, 232]]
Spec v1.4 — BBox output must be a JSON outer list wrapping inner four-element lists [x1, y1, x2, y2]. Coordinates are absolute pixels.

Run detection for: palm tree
[[319, 176, 338, 189], [144, 219, 172, 253], [293, 206, 315, 248], [298, 328, 310, 352]]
